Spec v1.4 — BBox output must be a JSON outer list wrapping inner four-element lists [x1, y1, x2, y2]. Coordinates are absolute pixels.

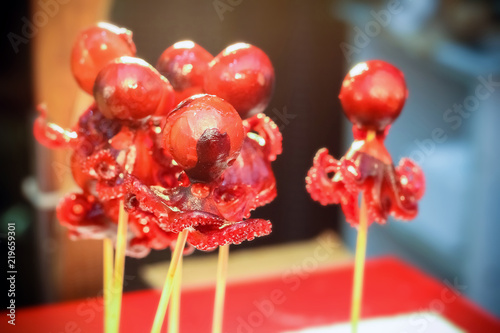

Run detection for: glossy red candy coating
[[129, 128, 156, 185], [125, 124, 184, 188], [162, 94, 244, 182], [57, 193, 108, 233], [214, 114, 282, 221], [93, 57, 175, 120], [204, 43, 274, 119], [397, 158, 425, 201], [306, 141, 425, 226], [214, 137, 276, 221], [125, 175, 272, 251], [339, 60, 407, 131], [70, 144, 94, 191], [32, 104, 120, 192], [33, 105, 78, 149], [71, 23, 136, 94], [187, 219, 272, 251], [156, 41, 214, 105]]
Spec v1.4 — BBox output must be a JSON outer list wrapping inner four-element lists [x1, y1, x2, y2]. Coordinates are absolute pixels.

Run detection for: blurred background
[[1, 0, 499, 321]]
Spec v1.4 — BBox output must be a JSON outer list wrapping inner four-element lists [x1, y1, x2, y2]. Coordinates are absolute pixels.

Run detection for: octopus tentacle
[[396, 158, 425, 201], [243, 113, 282, 162], [215, 137, 277, 221], [187, 218, 272, 251], [85, 150, 121, 181], [305, 148, 346, 206], [308, 140, 425, 226], [387, 158, 425, 221], [365, 172, 387, 224], [124, 176, 226, 233], [159, 211, 226, 234], [33, 104, 78, 149], [339, 192, 359, 226], [56, 192, 109, 236], [95, 179, 127, 201], [128, 210, 176, 250]]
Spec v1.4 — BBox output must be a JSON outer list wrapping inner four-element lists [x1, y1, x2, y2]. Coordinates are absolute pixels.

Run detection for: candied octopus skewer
[[136, 100, 282, 333], [145, 94, 274, 333], [305, 60, 425, 333]]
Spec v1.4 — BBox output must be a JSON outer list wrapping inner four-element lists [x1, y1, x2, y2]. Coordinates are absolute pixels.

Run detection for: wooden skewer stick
[[212, 244, 230, 333], [151, 229, 189, 333], [110, 200, 128, 333], [350, 130, 375, 333], [350, 196, 369, 333], [168, 255, 183, 333], [103, 238, 114, 333]]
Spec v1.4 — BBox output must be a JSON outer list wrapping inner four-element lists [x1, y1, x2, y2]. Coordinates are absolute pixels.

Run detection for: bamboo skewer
[[109, 200, 128, 333], [103, 238, 114, 333], [350, 196, 369, 333], [212, 244, 230, 333], [151, 229, 189, 333], [168, 255, 183, 333], [350, 130, 375, 333]]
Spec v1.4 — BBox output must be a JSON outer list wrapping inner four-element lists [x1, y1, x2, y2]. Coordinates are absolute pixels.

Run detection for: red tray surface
[[2, 257, 499, 332]]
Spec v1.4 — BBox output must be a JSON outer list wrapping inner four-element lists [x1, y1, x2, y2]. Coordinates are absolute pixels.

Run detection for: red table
[[2, 257, 499, 332]]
